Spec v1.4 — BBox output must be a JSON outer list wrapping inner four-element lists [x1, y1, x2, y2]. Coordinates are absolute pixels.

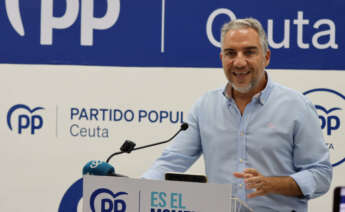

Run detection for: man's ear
[[264, 50, 271, 67]]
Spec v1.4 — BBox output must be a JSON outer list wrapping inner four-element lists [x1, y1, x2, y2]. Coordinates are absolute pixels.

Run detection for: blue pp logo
[[90, 189, 127, 212], [315, 105, 341, 135], [4, 0, 120, 46], [7, 104, 44, 134], [304, 88, 344, 167]]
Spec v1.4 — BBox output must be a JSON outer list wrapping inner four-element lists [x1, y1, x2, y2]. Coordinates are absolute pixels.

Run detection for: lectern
[[83, 175, 253, 212]]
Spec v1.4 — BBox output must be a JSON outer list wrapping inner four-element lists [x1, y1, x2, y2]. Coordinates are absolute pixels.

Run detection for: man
[[142, 18, 332, 212]]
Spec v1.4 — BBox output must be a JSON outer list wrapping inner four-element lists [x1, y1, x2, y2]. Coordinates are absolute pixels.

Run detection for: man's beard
[[231, 80, 256, 93], [230, 71, 259, 94]]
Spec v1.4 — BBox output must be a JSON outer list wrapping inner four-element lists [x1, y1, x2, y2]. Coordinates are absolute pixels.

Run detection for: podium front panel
[[83, 175, 232, 212]]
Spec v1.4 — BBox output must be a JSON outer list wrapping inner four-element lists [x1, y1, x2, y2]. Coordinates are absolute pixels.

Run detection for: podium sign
[[83, 175, 232, 212]]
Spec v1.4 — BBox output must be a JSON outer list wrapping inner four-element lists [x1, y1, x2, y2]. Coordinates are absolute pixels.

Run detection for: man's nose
[[233, 54, 247, 68]]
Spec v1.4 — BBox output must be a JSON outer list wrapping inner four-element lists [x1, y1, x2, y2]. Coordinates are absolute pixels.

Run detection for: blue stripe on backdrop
[[0, 0, 343, 70], [58, 178, 82, 212]]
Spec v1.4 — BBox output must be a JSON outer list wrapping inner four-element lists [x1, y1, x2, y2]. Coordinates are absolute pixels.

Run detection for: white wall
[[0, 65, 344, 211]]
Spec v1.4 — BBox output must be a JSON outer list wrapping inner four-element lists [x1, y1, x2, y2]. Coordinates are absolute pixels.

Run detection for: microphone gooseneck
[[105, 123, 189, 163]]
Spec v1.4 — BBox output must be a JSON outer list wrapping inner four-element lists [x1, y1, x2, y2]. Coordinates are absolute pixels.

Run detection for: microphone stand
[[106, 123, 188, 163]]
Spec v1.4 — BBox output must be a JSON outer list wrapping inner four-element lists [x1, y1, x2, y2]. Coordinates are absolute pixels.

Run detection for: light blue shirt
[[142, 74, 332, 212]]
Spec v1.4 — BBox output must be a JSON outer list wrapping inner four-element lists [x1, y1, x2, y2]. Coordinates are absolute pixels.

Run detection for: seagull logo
[[315, 105, 342, 115], [5, 0, 25, 36]]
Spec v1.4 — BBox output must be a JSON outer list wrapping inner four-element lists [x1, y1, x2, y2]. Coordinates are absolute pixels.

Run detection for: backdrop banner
[[0, 0, 344, 212], [0, 0, 344, 69], [0, 66, 344, 212]]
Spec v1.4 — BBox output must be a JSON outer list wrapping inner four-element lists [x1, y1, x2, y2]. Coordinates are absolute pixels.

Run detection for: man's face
[[220, 27, 270, 94]]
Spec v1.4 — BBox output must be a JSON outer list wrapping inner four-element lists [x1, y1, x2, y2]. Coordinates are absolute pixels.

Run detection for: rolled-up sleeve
[[290, 98, 333, 199]]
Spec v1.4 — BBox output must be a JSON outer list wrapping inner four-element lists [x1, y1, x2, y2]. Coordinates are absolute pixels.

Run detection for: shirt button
[[239, 184, 243, 187], [240, 159, 243, 163], [240, 132, 244, 136]]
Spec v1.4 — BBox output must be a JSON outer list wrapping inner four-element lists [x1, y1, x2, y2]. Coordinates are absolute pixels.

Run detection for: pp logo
[[90, 189, 127, 212], [7, 104, 44, 134], [315, 105, 341, 135], [5, 0, 120, 46], [304, 88, 344, 167], [90, 160, 103, 168]]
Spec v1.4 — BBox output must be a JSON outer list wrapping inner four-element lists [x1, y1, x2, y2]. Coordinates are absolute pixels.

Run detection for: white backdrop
[[0, 64, 344, 211]]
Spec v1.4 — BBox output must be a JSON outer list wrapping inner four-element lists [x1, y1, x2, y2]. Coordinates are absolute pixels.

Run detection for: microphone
[[83, 160, 114, 176], [82, 123, 189, 176], [82, 160, 127, 177], [106, 122, 189, 163]]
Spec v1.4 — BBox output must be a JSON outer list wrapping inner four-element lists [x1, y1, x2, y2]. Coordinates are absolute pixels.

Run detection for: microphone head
[[180, 123, 189, 131], [82, 160, 115, 176], [120, 140, 136, 153]]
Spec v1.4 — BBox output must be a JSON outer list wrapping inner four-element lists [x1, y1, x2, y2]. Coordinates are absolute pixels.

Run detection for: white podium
[[83, 175, 253, 212]]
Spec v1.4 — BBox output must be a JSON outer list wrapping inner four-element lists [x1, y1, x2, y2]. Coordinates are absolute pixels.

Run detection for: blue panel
[[0, 0, 343, 70]]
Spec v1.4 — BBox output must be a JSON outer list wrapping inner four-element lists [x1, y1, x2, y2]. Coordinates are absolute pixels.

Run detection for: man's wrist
[[267, 176, 303, 197]]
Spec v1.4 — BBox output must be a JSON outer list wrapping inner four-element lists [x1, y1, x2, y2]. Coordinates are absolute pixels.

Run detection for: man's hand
[[233, 168, 303, 198]]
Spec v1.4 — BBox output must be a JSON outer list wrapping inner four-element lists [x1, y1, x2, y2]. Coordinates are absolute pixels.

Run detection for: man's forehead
[[223, 28, 260, 47], [225, 27, 259, 39], [223, 46, 258, 51]]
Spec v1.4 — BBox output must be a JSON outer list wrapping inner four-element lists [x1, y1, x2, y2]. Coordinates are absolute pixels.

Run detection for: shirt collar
[[222, 71, 274, 105]]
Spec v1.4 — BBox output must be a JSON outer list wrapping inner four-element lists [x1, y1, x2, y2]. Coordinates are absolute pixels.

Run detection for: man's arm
[[234, 168, 303, 198], [142, 99, 203, 180], [234, 97, 332, 199]]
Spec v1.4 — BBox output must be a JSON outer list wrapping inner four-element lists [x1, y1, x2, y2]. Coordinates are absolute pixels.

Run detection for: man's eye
[[245, 51, 256, 56], [225, 51, 236, 57]]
